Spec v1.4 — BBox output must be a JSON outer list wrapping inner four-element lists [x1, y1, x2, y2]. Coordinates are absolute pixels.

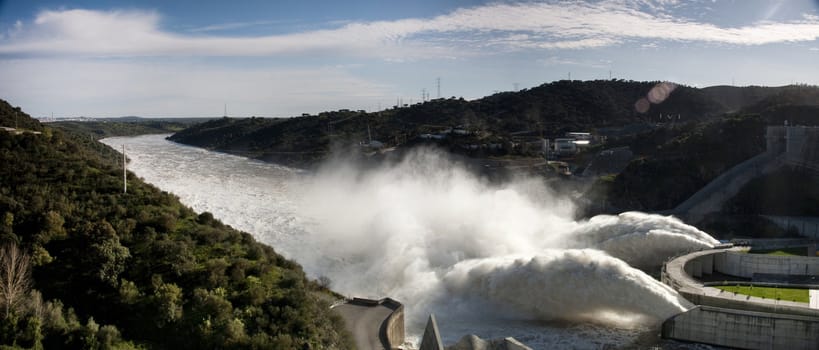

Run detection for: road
[[333, 301, 394, 350]]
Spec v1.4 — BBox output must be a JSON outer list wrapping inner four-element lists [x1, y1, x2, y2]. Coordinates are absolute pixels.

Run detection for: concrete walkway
[[333, 301, 394, 350], [811, 290, 819, 309]]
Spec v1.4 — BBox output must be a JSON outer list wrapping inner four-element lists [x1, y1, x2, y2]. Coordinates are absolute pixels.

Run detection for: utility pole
[[436, 77, 441, 98], [122, 145, 127, 194], [513, 83, 519, 91]]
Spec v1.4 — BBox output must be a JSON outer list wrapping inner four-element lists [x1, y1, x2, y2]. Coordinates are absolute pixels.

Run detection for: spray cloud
[[296, 148, 708, 329]]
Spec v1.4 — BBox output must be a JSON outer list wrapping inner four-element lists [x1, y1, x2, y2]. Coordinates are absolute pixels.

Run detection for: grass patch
[[714, 285, 809, 303], [748, 247, 807, 256]]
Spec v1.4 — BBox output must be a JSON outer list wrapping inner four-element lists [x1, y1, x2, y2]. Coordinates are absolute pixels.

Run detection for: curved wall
[[380, 298, 405, 350], [714, 251, 819, 278], [661, 248, 819, 349]]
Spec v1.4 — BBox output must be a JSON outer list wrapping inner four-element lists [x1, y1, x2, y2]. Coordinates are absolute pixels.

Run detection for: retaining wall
[[381, 298, 405, 350], [763, 216, 819, 240], [676, 250, 819, 279], [663, 305, 819, 350], [337, 297, 405, 350], [714, 251, 819, 278]]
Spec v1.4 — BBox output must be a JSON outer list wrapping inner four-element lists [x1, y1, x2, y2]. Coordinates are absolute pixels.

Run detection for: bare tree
[[0, 243, 31, 318]]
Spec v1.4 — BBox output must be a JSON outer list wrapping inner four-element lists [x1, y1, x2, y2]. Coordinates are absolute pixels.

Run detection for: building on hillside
[[766, 125, 819, 172], [554, 138, 577, 156]]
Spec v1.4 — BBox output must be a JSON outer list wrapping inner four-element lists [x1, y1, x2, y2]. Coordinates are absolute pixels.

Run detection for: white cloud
[[186, 20, 293, 33], [0, 58, 392, 117], [538, 56, 611, 69], [2, 2, 819, 59]]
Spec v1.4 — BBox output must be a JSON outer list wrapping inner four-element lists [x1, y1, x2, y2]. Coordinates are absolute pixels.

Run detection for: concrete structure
[[674, 125, 819, 223], [553, 138, 577, 156], [447, 335, 532, 350], [418, 314, 532, 350], [662, 305, 819, 350], [581, 146, 633, 177], [419, 314, 444, 350], [763, 216, 819, 240], [785, 126, 819, 171], [661, 248, 819, 349], [766, 125, 819, 171], [565, 132, 591, 140], [332, 298, 404, 350], [714, 251, 819, 278], [672, 149, 782, 223]]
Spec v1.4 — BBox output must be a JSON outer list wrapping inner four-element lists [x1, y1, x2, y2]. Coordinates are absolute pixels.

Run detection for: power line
[[122, 145, 127, 194]]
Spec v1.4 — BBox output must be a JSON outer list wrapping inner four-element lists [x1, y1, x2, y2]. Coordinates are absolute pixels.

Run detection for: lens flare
[[647, 82, 677, 104]]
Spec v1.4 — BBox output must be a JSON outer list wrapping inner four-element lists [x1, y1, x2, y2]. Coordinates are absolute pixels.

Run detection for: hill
[[51, 120, 188, 140], [0, 101, 44, 132], [700, 85, 787, 113], [169, 80, 728, 166], [0, 99, 352, 349]]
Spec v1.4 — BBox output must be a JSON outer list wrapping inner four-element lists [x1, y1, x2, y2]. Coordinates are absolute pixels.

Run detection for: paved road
[[333, 302, 394, 350], [811, 289, 819, 309]]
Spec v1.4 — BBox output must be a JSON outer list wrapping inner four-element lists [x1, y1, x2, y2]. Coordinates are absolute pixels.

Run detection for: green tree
[[151, 277, 183, 328], [80, 221, 130, 287]]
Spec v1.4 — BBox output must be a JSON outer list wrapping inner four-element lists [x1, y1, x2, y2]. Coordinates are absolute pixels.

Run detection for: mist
[[295, 148, 712, 330]]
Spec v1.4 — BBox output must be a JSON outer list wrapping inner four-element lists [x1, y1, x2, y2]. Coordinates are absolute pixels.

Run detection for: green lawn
[[714, 285, 810, 303], [747, 247, 807, 256]]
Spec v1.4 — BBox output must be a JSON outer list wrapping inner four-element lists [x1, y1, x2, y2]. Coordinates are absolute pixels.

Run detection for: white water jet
[[295, 148, 709, 330]]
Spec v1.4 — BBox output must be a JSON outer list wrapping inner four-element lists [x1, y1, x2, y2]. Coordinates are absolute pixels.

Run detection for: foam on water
[[102, 135, 714, 349]]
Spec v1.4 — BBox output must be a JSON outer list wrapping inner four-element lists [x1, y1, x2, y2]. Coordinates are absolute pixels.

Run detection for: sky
[[1, 0, 818, 118]]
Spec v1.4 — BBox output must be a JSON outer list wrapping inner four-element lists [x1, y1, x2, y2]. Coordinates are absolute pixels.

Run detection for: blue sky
[[1, 0, 818, 118]]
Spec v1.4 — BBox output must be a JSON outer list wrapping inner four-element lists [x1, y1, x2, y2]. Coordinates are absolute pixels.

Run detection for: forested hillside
[[51, 121, 187, 140], [0, 99, 352, 349]]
